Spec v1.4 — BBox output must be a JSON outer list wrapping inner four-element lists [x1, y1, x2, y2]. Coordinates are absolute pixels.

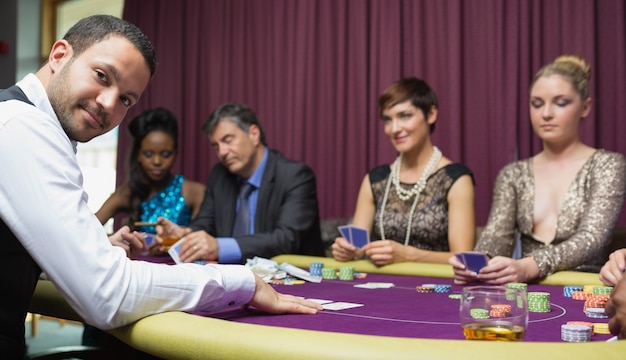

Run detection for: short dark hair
[[378, 77, 439, 133], [202, 103, 267, 146], [63, 14, 157, 77]]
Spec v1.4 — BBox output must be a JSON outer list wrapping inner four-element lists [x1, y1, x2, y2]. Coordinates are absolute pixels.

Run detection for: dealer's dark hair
[[63, 14, 157, 77]]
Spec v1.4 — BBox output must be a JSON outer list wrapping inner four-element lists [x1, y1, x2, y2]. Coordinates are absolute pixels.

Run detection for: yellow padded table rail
[[30, 255, 621, 359]]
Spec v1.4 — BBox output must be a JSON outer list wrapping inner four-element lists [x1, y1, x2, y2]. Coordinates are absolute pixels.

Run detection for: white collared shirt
[[0, 74, 255, 329]]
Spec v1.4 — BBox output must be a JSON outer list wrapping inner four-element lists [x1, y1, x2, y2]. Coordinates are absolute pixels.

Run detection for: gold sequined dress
[[475, 149, 626, 278]]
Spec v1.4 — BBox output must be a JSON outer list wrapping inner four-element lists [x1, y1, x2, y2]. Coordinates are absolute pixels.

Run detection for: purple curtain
[[120, 0, 626, 226]]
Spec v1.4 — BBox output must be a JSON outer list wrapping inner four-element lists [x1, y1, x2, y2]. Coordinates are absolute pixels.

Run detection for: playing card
[[322, 302, 364, 310], [167, 237, 186, 264], [338, 225, 352, 241], [141, 232, 156, 247], [338, 225, 369, 248], [349, 226, 369, 248], [457, 251, 489, 273]]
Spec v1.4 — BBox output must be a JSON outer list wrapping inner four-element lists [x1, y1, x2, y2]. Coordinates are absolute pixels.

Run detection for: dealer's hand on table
[[247, 274, 323, 314], [606, 274, 626, 339], [475, 256, 539, 285], [178, 230, 219, 263], [362, 240, 408, 266], [599, 249, 626, 286], [108, 226, 147, 259], [331, 237, 364, 262]]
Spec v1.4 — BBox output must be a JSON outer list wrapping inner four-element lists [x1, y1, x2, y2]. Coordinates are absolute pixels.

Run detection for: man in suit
[[158, 103, 324, 264]]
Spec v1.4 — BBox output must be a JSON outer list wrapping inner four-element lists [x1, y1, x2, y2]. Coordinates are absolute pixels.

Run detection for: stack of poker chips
[[321, 267, 337, 279], [571, 291, 593, 301], [563, 285, 583, 297], [416, 285, 435, 293], [433, 284, 452, 293], [489, 304, 512, 318], [593, 323, 611, 335], [592, 286, 613, 295], [561, 324, 592, 342], [309, 262, 324, 277], [527, 291, 551, 313], [583, 294, 610, 312], [567, 321, 595, 336], [470, 308, 490, 319], [339, 266, 355, 280], [507, 282, 528, 293]]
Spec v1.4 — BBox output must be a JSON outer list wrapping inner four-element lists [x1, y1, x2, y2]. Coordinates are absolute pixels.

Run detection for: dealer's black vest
[[0, 86, 42, 359]]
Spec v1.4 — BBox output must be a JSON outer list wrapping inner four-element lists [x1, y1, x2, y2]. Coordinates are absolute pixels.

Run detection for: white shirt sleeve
[[0, 100, 256, 329]]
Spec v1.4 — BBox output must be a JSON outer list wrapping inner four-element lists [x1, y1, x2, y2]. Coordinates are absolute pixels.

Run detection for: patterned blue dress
[[137, 174, 192, 233]]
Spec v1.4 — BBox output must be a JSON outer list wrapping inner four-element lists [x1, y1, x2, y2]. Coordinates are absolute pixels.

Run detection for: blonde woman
[[451, 55, 626, 284]]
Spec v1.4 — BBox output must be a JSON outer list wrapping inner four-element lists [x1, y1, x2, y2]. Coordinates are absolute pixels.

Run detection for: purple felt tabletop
[[200, 272, 612, 343]]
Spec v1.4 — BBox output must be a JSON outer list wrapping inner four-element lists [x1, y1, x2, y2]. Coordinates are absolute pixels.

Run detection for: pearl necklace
[[378, 146, 442, 245]]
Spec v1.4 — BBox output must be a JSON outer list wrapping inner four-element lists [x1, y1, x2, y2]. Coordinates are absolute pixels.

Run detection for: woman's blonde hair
[[531, 54, 592, 100]]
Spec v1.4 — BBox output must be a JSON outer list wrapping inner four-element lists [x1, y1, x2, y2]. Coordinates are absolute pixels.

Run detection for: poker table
[[30, 255, 626, 359]]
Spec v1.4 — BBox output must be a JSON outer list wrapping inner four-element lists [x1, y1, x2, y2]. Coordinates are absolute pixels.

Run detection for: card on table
[[322, 302, 364, 310], [455, 251, 489, 273], [337, 225, 370, 248]]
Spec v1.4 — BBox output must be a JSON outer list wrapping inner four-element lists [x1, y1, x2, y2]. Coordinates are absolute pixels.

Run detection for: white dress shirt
[[0, 74, 256, 329]]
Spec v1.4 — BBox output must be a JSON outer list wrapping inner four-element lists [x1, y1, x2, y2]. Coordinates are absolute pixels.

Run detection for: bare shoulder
[[182, 179, 206, 201]]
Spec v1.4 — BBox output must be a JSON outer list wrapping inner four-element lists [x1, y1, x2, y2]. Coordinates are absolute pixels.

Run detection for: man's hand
[[154, 217, 191, 252], [109, 226, 146, 259], [178, 230, 219, 263], [606, 274, 626, 339], [247, 274, 323, 314]]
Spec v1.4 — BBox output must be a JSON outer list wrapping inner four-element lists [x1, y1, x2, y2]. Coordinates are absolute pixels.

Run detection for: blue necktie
[[232, 182, 254, 236]]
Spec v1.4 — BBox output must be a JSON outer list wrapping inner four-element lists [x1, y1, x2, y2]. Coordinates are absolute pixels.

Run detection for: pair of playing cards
[[338, 225, 370, 248], [168, 237, 207, 265], [455, 251, 489, 273]]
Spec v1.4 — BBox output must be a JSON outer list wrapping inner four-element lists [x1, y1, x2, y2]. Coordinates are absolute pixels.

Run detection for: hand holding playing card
[[455, 251, 489, 273], [338, 225, 370, 249]]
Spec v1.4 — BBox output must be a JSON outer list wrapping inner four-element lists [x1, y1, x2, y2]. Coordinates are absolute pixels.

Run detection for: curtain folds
[[121, 0, 626, 225]]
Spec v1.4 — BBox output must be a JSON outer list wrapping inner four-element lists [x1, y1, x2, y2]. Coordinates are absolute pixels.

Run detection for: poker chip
[[506, 283, 527, 300], [309, 262, 324, 277], [470, 308, 490, 319], [561, 324, 592, 342], [322, 267, 337, 279], [448, 294, 462, 299], [585, 307, 608, 319], [489, 304, 512, 318], [592, 286, 613, 295], [416, 286, 435, 293], [527, 292, 551, 313], [593, 323, 611, 334], [563, 286, 583, 298], [567, 321, 595, 336], [434, 284, 452, 293], [572, 291, 592, 301], [507, 282, 528, 292], [354, 272, 367, 279], [339, 266, 355, 280], [583, 285, 596, 293], [583, 294, 610, 311]]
